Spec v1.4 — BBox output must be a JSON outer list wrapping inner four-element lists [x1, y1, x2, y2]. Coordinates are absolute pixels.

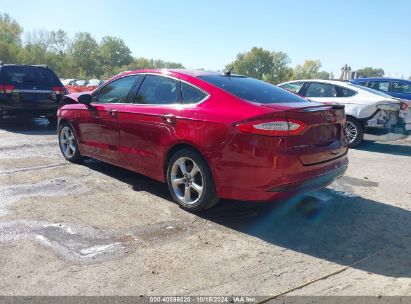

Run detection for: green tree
[[225, 47, 292, 84], [69, 32, 100, 77], [49, 29, 70, 55], [0, 13, 23, 63], [0, 13, 22, 45], [112, 57, 185, 77], [0, 40, 20, 63], [99, 36, 133, 71], [293, 60, 329, 80], [357, 67, 384, 78]]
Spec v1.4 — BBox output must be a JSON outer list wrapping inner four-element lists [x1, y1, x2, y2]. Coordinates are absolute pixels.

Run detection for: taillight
[[52, 86, 65, 94], [0, 84, 15, 94], [236, 118, 307, 136]]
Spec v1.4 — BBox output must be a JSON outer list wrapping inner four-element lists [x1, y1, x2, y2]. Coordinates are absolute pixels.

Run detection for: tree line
[[1, 13, 405, 82], [0, 13, 184, 79]]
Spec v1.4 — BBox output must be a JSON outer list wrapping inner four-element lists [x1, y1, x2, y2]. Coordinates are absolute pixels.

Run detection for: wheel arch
[[163, 142, 214, 182], [57, 118, 83, 155]]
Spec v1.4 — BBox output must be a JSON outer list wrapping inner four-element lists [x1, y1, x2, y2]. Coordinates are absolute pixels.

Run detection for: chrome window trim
[[90, 74, 141, 105], [13, 89, 53, 94], [133, 73, 210, 107], [90, 72, 210, 107]]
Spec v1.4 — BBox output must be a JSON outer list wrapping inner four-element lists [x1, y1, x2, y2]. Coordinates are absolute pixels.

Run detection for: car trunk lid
[[262, 102, 348, 165]]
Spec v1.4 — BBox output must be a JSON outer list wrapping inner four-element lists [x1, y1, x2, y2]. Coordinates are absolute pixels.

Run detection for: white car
[[278, 79, 409, 147]]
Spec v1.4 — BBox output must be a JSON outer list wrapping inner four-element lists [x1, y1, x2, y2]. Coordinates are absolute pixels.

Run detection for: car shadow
[[0, 117, 57, 135], [83, 159, 411, 279], [355, 141, 411, 157]]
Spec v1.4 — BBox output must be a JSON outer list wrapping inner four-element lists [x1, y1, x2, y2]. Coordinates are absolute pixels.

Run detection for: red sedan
[[58, 69, 348, 211]]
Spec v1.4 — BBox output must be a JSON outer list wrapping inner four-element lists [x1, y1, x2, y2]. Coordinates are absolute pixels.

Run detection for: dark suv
[[0, 63, 66, 123]]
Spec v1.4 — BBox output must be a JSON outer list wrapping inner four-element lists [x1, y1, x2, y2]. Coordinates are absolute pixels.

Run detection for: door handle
[[160, 113, 176, 125], [108, 109, 118, 118]]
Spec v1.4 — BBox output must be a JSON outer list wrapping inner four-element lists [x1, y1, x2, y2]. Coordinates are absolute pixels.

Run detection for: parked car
[[74, 80, 88, 87], [351, 78, 411, 101], [86, 79, 104, 90], [61, 79, 77, 86], [0, 63, 66, 123], [58, 69, 348, 212], [278, 80, 409, 147]]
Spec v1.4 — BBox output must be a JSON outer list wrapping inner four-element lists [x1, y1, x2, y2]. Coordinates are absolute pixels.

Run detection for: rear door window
[[336, 86, 356, 97], [135, 75, 180, 104], [181, 82, 207, 104], [305, 82, 337, 97], [1, 66, 60, 87], [279, 82, 304, 94]]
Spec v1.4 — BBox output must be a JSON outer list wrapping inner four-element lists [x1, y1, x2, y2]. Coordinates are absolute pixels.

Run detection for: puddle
[[0, 220, 127, 264], [0, 178, 89, 216]]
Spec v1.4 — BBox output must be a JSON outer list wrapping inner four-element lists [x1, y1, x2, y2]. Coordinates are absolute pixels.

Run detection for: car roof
[[352, 77, 411, 83], [117, 68, 227, 79], [0, 63, 50, 69]]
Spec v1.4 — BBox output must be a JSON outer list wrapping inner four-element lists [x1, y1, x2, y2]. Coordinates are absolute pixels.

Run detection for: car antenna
[[224, 66, 234, 77]]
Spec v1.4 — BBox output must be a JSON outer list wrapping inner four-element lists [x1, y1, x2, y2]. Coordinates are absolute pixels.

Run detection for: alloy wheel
[[59, 126, 77, 158], [170, 157, 204, 205], [345, 121, 358, 144]]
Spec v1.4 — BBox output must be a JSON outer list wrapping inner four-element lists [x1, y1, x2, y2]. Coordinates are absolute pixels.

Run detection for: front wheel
[[167, 149, 219, 212], [58, 123, 82, 163], [345, 116, 364, 148]]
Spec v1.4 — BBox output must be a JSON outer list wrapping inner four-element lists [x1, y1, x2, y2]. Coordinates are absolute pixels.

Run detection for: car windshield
[[348, 83, 393, 98], [199, 75, 306, 103]]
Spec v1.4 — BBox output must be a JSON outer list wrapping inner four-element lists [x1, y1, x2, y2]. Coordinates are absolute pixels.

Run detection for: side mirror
[[78, 94, 92, 105]]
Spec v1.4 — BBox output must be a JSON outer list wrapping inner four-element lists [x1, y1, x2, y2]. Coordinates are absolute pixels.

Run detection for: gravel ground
[[0, 118, 410, 297]]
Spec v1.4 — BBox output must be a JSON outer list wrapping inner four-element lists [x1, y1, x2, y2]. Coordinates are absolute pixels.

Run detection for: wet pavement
[[0, 117, 410, 296]]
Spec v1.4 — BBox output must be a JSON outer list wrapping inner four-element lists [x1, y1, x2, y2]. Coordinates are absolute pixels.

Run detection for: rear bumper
[[216, 159, 348, 202], [211, 132, 349, 202], [269, 163, 348, 194]]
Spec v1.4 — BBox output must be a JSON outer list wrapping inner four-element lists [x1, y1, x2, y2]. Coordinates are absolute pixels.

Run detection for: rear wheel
[[345, 116, 364, 148], [58, 123, 82, 163], [167, 149, 219, 212]]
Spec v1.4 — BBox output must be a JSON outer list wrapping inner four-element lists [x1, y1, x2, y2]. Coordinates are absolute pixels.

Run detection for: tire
[[58, 122, 82, 163], [166, 148, 220, 212], [345, 116, 364, 148]]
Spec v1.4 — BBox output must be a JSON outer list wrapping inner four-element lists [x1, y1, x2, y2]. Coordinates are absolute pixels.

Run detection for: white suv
[[278, 79, 409, 147]]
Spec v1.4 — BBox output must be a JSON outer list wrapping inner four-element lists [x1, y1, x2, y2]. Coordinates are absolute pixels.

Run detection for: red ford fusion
[[58, 69, 349, 211]]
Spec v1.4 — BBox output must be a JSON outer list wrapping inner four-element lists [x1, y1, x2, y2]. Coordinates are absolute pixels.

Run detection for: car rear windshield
[[199, 75, 306, 103], [1, 66, 61, 86]]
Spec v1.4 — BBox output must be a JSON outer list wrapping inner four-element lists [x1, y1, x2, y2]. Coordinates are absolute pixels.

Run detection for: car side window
[[367, 81, 389, 92], [93, 75, 139, 104], [336, 86, 356, 97], [305, 83, 337, 98], [279, 82, 304, 94], [135, 75, 180, 105], [181, 82, 207, 104], [392, 82, 411, 94]]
